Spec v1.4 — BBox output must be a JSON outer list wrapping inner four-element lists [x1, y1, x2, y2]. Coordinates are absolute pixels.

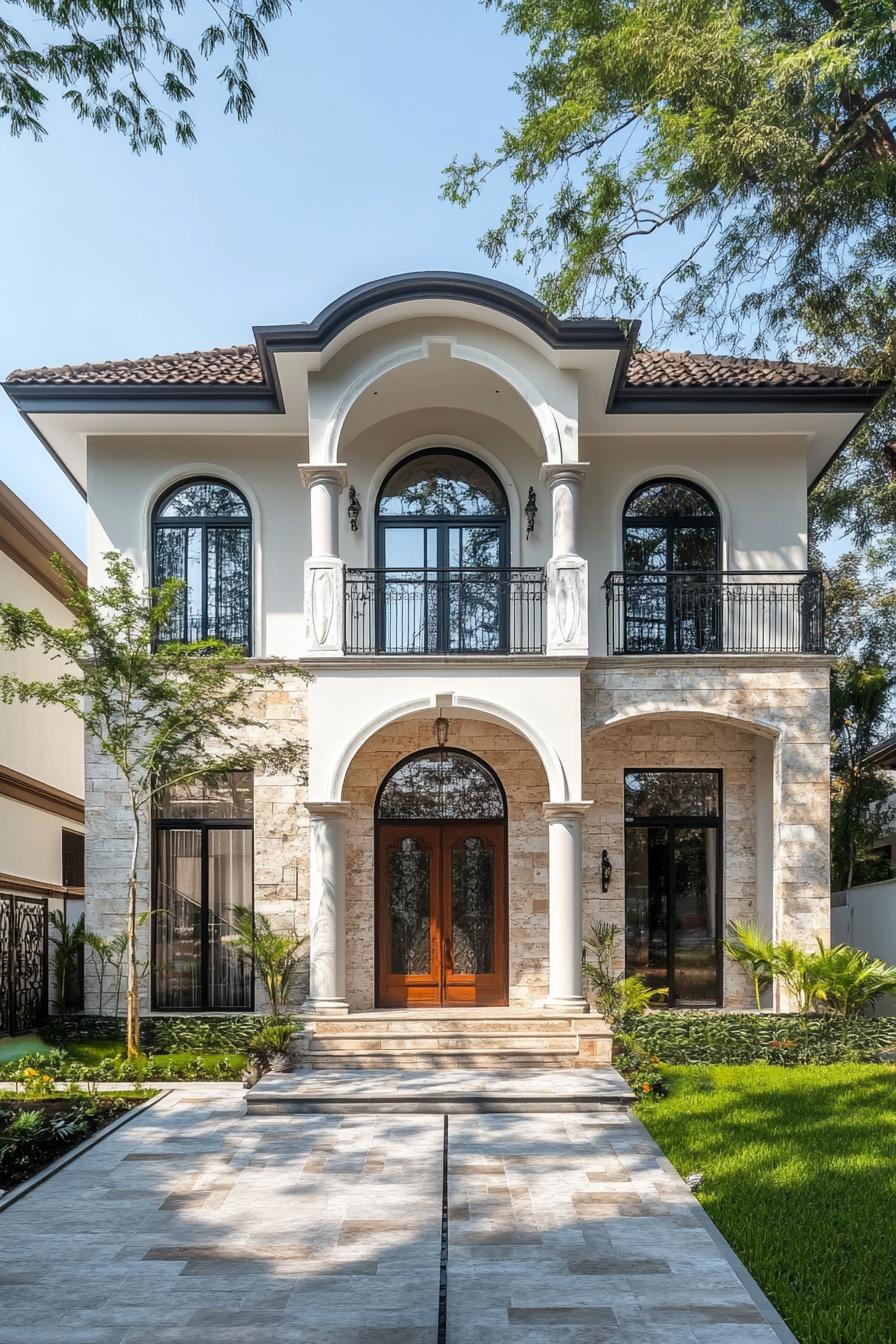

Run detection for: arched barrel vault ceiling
[[338, 350, 545, 457]]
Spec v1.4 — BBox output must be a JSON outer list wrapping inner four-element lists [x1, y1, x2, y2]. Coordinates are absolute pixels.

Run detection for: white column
[[300, 464, 349, 654], [543, 801, 592, 1012], [539, 463, 589, 654], [540, 462, 588, 558], [302, 801, 351, 1015]]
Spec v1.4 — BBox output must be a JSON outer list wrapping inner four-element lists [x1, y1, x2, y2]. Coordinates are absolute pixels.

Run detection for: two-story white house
[[4, 274, 885, 1034]]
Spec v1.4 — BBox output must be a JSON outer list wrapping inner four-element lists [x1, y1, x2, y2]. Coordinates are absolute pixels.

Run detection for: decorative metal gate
[[0, 895, 48, 1036]]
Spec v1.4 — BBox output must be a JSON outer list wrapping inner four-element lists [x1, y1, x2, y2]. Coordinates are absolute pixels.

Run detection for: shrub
[[613, 1032, 668, 1099], [630, 1010, 896, 1065], [42, 1014, 261, 1053]]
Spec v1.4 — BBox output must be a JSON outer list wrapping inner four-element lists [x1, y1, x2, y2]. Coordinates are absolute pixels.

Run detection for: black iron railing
[[604, 570, 826, 655], [345, 567, 546, 655]]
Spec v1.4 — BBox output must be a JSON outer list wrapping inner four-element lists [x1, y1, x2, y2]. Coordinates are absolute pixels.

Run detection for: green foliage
[[0, 1046, 245, 1084], [640, 1065, 896, 1343], [0, 1093, 152, 1188], [0, 0, 293, 153], [829, 627, 896, 890], [721, 918, 777, 1011], [247, 1017, 297, 1060], [582, 921, 668, 1025], [810, 941, 896, 1023], [446, 0, 896, 380], [630, 1010, 896, 1065], [231, 908, 307, 1017], [47, 909, 85, 1015], [42, 1013, 262, 1052], [0, 552, 309, 1057], [613, 1032, 667, 1100]]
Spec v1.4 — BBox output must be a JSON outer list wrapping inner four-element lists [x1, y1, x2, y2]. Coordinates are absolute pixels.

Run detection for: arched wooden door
[[375, 749, 508, 1007]]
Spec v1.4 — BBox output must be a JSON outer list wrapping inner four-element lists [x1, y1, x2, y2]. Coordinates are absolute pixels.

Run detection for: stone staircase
[[292, 1009, 612, 1071]]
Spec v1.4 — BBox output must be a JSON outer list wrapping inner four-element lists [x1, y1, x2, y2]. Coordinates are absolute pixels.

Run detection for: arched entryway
[[374, 747, 508, 1007]]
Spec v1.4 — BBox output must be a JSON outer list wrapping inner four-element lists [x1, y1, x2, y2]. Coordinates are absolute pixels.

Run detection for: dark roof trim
[[0, 480, 86, 594], [864, 735, 896, 769], [609, 383, 885, 416], [2, 382, 280, 417], [254, 271, 631, 363]]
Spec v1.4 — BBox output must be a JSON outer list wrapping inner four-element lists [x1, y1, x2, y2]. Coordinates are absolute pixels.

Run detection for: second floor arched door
[[376, 449, 510, 653]]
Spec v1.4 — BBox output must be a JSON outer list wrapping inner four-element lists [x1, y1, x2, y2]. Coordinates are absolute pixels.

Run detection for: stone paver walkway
[[0, 1086, 795, 1344]]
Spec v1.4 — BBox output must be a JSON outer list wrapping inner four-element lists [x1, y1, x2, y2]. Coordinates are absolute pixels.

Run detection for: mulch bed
[[0, 1093, 152, 1191]]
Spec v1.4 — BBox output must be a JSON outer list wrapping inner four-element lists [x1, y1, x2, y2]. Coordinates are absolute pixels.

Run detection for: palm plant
[[810, 940, 896, 1034], [582, 922, 668, 1025], [48, 910, 85, 1015], [231, 908, 307, 1018], [721, 919, 778, 1011], [775, 941, 831, 1017]]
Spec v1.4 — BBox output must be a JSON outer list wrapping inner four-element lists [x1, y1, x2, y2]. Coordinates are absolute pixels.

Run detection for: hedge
[[41, 1014, 266, 1054], [630, 1011, 896, 1065]]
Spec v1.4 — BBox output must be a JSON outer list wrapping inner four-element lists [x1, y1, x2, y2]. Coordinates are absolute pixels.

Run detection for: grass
[[638, 1064, 896, 1344], [62, 1040, 243, 1069]]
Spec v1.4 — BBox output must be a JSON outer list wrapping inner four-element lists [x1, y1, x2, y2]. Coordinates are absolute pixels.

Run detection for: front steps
[[292, 1009, 612, 1072], [246, 1066, 634, 1115]]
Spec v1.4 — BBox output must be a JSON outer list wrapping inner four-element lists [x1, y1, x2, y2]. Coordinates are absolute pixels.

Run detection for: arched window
[[376, 748, 506, 822], [621, 478, 720, 653], [152, 479, 252, 651], [375, 450, 510, 653]]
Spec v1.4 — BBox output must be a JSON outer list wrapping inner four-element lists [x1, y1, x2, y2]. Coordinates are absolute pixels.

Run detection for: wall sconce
[[601, 850, 613, 893], [525, 486, 538, 540], [434, 714, 449, 748], [347, 485, 361, 532]]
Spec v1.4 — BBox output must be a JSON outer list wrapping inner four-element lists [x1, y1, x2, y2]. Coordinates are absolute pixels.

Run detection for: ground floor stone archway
[[340, 713, 552, 1011]]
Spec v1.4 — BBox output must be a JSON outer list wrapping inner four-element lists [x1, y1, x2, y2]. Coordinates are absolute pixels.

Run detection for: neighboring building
[[0, 483, 86, 1029], [3, 273, 886, 1023]]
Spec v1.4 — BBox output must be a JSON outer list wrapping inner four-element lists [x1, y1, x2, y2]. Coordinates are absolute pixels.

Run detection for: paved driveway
[[0, 1087, 794, 1344]]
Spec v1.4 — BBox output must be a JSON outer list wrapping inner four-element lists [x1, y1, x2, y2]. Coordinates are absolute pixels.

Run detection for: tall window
[[152, 772, 253, 1011], [375, 450, 509, 653], [622, 478, 720, 653], [152, 478, 252, 650], [624, 769, 722, 1006]]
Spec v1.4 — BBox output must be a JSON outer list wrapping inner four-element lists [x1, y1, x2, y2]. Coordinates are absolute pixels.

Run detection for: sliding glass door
[[153, 772, 254, 1011], [624, 769, 722, 1006]]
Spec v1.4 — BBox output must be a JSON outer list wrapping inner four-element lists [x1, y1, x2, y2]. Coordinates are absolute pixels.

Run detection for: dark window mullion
[[200, 827, 209, 1008]]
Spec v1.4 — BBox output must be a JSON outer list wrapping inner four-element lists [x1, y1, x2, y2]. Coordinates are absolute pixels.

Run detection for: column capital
[[304, 800, 352, 820], [543, 801, 593, 822], [539, 461, 590, 487], [299, 463, 349, 491]]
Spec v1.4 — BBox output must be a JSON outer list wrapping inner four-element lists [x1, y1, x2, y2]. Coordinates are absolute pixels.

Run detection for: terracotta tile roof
[[6, 345, 263, 387], [5, 343, 864, 391], [626, 349, 860, 390]]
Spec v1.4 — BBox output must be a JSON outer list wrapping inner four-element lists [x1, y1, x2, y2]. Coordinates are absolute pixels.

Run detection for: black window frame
[[151, 780, 254, 1013], [61, 829, 85, 888], [375, 449, 511, 654], [623, 766, 724, 1008], [151, 476, 253, 653], [375, 747, 508, 823], [622, 477, 721, 654]]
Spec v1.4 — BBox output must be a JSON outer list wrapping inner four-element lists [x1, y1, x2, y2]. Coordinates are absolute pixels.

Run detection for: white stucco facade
[[7, 274, 878, 1021]]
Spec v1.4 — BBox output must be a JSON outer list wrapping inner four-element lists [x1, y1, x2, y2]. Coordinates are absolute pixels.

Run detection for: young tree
[[1, 0, 292, 153], [0, 553, 308, 1056]]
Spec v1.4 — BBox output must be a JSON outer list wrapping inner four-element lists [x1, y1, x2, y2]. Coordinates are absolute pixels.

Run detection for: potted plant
[[247, 1019, 297, 1074]]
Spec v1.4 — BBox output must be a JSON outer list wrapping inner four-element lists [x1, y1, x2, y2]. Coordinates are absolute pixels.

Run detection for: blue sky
[[0, 1, 537, 554]]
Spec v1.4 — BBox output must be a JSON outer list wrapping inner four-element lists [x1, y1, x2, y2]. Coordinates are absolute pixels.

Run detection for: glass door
[[442, 823, 507, 1006], [624, 769, 722, 1006], [377, 824, 441, 1005]]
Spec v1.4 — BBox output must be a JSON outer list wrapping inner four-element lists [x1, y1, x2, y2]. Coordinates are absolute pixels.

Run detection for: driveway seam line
[[438, 1112, 448, 1344]]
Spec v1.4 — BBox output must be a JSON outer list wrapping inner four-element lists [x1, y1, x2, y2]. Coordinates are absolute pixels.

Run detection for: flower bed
[[0, 1090, 154, 1192]]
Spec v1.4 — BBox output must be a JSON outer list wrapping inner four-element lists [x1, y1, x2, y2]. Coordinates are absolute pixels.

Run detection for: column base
[[301, 997, 350, 1017], [543, 995, 589, 1014]]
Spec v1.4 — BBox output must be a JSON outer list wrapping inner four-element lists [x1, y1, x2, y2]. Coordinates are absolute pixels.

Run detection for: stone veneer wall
[[582, 658, 831, 1006], [583, 714, 758, 1007], [341, 717, 550, 1010], [83, 674, 310, 1015]]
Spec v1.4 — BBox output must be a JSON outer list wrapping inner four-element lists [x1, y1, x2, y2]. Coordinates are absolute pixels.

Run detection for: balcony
[[344, 567, 546, 655], [604, 570, 826, 656]]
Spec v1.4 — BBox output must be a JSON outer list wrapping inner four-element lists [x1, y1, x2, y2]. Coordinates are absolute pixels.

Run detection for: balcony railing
[[604, 570, 825, 655], [345, 567, 546, 655]]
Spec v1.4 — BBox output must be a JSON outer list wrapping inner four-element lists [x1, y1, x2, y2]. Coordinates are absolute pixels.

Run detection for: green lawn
[[47, 1039, 246, 1077], [638, 1064, 896, 1344]]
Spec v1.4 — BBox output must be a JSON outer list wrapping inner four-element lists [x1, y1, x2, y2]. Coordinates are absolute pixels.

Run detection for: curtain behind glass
[[155, 829, 202, 1009], [208, 829, 253, 1009]]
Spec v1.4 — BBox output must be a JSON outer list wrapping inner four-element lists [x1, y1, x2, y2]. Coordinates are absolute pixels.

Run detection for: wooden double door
[[376, 821, 507, 1007]]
